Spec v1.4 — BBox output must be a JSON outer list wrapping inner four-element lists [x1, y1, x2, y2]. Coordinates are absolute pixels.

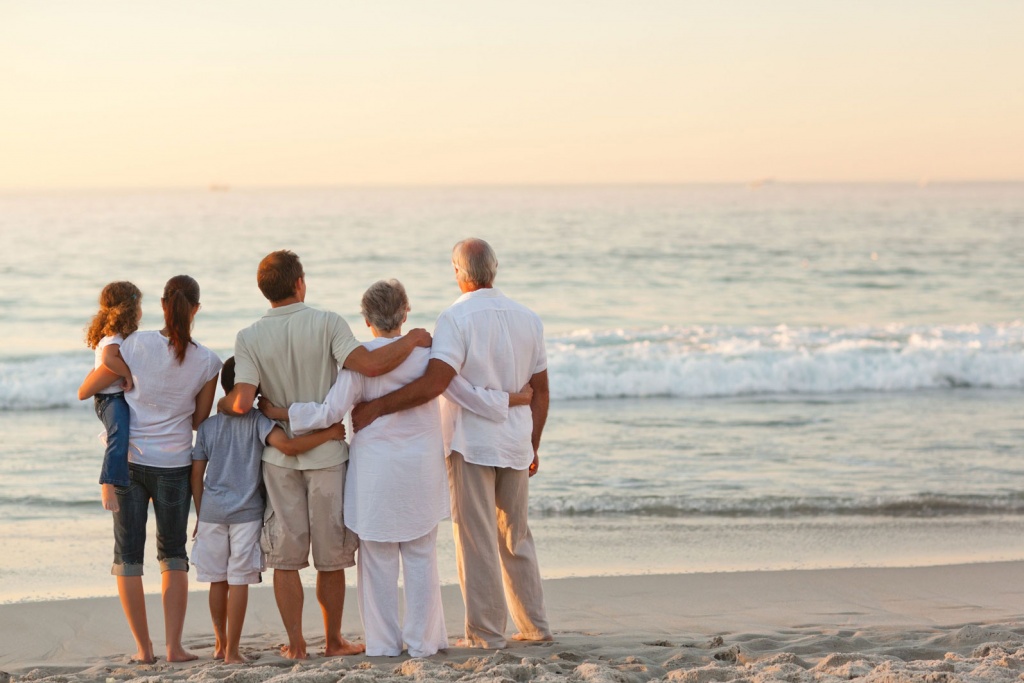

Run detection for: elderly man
[[219, 250, 430, 659], [352, 238, 551, 649]]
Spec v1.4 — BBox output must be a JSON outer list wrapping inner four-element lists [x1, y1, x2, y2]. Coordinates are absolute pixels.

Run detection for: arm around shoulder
[[342, 328, 432, 377]]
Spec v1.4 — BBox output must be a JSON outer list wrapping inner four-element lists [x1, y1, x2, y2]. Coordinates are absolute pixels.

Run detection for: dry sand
[[3, 562, 1024, 682]]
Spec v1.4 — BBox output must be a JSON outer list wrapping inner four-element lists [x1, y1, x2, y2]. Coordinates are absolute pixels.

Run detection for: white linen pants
[[447, 451, 551, 648], [356, 526, 448, 657]]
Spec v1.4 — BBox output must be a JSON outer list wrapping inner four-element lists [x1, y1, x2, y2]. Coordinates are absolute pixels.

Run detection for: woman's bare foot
[[224, 651, 249, 664], [324, 638, 365, 656], [101, 484, 120, 512], [213, 648, 224, 660], [129, 640, 155, 664], [166, 647, 198, 662], [280, 643, 309, 660]]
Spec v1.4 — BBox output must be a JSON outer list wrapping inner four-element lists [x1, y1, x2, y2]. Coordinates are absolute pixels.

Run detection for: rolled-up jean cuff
[[111, 562, 144, 577], [160, 558, 190, 573]]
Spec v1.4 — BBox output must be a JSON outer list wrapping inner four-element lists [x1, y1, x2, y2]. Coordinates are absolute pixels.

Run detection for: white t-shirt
[[95, 334, 126, 394], [288, 337, 511, 541], [430, 288, 547, 470], [120, 330, 223, 468]]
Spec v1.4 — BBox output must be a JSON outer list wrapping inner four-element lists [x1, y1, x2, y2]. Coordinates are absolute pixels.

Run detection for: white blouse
[[288, 336, 510, 542]]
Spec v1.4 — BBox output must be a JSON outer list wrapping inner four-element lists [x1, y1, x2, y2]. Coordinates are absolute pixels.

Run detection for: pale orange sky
[[2, 1, 1022, 188]]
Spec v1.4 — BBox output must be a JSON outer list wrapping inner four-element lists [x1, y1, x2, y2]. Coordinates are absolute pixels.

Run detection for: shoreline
[[4, 561, 1024, 681]]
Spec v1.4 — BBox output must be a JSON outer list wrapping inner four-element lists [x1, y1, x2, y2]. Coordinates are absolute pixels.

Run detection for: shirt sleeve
[[191, 427, 209, 461], [532, 315, 548, 374], [254, 411, 277, 446], [429, 311, 466, 373], [206, 348, 224, 383], [232, 329, 260, 388], [329, 313, 362, 367], [288, 370, 361, 434], [443, 375, 509, 422]]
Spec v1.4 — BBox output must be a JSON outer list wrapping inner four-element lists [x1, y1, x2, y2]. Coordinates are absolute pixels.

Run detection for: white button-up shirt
[[431, 288, 547, 470]]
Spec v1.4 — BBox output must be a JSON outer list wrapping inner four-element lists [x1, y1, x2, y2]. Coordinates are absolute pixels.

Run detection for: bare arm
[[351, 358, 457, 432], [77, 365, 120, 400], [528, 370, 550, 477], [192, 376, 219, 430], [190, 460, 207, 526], [342, 328, 431, 377], [100, 344, 133, 391], [266, 423, 347, 457], [218, 382, 257, 417]]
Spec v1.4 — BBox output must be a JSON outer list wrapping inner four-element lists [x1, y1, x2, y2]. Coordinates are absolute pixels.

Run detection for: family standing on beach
[[77, 238, 552, 664]]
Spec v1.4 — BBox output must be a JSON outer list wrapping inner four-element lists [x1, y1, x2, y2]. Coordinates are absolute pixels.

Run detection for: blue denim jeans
[[94, 392, 130, 487], [111, 463, 192, 576]]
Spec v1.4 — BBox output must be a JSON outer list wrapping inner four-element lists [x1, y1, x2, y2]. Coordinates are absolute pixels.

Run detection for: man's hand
[[258, 396, 288, 421], [351, 400, 381, 433], [326, 422, 347, 441], [405, 328, 432, 348], [529, 450, 540, 477]]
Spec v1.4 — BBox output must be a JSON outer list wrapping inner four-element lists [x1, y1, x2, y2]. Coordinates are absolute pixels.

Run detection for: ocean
[[2, 183, 1023, 603]]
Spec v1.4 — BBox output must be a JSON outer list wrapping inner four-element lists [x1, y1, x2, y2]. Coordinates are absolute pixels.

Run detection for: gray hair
[[360, 279, 409, 332], [452, 238, 498, 287]]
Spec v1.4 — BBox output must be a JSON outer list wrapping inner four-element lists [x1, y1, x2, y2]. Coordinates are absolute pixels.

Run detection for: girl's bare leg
[[116, 576, 154, 663]]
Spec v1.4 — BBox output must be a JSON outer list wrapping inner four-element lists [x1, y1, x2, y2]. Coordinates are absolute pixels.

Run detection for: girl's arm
[[77, 366, 120, 401], [265, 423, 347, 457], [100, 344, 134, 392], [192, 376, 219, 431], [443, 376, 533, 422]]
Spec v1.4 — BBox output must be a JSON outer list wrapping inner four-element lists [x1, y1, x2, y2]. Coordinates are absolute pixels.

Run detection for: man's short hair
[[452, 238, 498, 288], [361, 279, 409, 332], [257, 250, 304, 303], [220, 356, 236, 394]]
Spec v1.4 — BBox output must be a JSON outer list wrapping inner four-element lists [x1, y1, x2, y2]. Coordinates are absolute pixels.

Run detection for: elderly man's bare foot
[[166, 647, 198, 662], [324, 638, 365, 656], [511, 632, 554, 642], [101, 484, 120, 512], [280, 643, 309, 660], [224, 652, 249, 664]]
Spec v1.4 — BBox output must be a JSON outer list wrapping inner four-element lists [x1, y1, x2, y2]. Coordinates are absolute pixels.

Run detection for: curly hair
[[85, 281, 143, 349]]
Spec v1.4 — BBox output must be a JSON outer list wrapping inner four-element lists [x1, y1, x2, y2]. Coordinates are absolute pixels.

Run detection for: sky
[[2, 1, 1023, 188]]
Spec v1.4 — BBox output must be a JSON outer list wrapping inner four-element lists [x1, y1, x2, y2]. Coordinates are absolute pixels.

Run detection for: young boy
[[190, 357, 346, 664]]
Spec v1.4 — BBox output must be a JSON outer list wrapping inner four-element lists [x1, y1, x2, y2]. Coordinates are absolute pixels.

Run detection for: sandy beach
[[3, 561, 1024, 682]]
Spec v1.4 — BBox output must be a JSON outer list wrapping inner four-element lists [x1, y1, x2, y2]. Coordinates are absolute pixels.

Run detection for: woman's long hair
[[162, 275, 200, 364], [85, 281, 142, 349]]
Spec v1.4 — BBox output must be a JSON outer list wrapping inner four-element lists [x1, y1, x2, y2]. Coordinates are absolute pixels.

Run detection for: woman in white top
[[80, 275, 222, 664], [261, 279, 530, 657]]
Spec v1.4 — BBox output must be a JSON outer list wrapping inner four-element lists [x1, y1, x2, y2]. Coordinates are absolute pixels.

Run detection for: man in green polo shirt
[[219, 250, 429, 659]]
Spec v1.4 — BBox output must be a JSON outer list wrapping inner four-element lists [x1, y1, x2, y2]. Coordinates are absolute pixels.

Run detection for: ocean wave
[[529, 493, 1024, 518], [2, 322, 1024, 409]]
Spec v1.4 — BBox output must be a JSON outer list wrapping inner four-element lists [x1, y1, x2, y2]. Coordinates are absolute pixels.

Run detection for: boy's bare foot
[[166, 647, 198, 662], [280, 643, 309, 660], [324, 638, 365, 656], [101, 484, 120, 512], [224, 652, 249, 664]]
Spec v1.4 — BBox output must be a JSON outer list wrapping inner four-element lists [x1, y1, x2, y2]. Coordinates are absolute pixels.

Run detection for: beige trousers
[[446, 451, 550, 648]]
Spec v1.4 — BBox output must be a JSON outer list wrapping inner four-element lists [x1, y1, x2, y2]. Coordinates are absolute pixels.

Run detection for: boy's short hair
[[257, 250, 304, 303], [220, 356, 236, 394]]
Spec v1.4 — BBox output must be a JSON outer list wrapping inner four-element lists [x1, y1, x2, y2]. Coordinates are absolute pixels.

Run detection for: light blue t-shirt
[[192, 409, 276, 524]]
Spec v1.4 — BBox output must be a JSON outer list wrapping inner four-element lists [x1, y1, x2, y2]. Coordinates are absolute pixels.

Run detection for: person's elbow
[[277, 441, 301, 457]]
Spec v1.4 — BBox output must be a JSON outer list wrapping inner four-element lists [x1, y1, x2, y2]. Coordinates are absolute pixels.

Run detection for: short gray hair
[[360, 279, 409, 332], [452, 238, 498, 287]]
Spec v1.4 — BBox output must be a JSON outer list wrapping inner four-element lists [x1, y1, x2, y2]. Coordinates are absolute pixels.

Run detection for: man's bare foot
[[101, 484, 120, 512], [166, 647, 198, 662], [224, 651, 249, 664], [280, 643, 309, 660], [324, 638, 365, 656], [511, 632, 554, 642]]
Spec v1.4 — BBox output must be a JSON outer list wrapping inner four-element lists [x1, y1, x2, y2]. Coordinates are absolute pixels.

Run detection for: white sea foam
[[3, 322, 1024, 410]]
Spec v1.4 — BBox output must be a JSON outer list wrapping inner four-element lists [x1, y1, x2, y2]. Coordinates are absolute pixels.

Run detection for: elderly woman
[[260, 279, 529, 657]]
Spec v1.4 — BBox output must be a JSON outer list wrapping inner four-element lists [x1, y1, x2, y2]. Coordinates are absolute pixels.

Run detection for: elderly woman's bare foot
[[324, 638, 365, 656], [511, 632, 554, 642]]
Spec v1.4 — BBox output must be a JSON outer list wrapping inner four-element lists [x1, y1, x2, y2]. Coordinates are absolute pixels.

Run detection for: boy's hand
[[326, 422, 347, 441], [258, 396, 288, 421], [192, 521, 199, 539]]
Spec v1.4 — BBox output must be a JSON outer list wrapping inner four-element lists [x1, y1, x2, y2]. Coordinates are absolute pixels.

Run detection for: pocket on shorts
[[250, 542, 267, 573], [260, 509, 276, 554]]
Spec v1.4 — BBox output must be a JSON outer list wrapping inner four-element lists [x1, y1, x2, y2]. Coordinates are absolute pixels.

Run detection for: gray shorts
[[261, 462, 358, 571]]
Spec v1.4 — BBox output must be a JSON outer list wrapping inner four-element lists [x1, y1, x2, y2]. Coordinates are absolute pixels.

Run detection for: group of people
[[77, 239, 552, 664]]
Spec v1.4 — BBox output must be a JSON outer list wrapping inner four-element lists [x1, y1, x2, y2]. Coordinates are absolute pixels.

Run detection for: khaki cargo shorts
[[261, 462, 358, 571]]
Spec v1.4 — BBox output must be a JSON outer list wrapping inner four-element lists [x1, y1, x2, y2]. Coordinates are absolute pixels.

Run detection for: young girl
[[78, 281, 142, 513]]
